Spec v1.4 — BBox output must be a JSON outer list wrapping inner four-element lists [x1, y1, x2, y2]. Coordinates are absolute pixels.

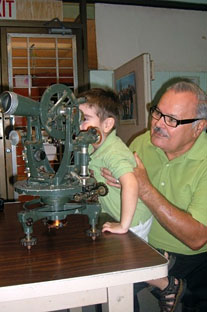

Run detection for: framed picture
[[114, 53, 152, 144], [116, 72, 137, 124]]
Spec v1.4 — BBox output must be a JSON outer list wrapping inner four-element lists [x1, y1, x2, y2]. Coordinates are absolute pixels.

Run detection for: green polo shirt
[[129, 131, 207, 255], [88, 130, 152, 227]]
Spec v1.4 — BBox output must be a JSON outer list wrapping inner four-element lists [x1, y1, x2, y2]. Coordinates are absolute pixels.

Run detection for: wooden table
[[0, 202, 167, 312]]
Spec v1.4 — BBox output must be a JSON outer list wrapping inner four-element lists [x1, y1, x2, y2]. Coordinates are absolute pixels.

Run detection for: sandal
[[151, 276, 187, 312]]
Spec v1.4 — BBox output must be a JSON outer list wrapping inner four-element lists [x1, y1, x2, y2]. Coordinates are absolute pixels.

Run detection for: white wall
[[95, 4, 207, 72]]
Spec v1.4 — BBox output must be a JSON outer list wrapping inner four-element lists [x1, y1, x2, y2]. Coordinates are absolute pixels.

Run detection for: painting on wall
[[116, 72, 137, 124], [114, 55, 144, 125], [114, 53, 152, 143]]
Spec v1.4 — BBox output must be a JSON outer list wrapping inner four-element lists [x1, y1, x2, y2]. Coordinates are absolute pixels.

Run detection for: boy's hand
[[102, 221, 128, 234]]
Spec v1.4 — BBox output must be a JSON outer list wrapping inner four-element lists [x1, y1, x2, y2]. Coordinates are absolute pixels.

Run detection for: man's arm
[[102, 172, 138, 234], [133, 153, 207, 250]]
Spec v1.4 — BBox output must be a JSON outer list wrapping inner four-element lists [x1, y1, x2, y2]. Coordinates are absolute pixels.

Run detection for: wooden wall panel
[[87, 19, 97, 69], [64, 18, 98, 70], [16, 0, 63, 21]]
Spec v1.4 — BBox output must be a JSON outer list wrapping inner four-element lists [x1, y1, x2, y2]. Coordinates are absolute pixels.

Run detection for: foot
[[151, 276, 187, 312]]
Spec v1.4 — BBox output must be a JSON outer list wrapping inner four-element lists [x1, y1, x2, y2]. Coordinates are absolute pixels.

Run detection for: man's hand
[[101, 168, 121, 188], [133, 152, 152, 200]]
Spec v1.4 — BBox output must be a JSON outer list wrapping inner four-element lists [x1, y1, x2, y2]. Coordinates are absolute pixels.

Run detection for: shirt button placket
[[160, 163, 169, 188]]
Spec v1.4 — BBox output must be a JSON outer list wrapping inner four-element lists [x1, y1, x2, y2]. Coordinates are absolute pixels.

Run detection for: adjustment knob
[[34, 150, 46, 161]]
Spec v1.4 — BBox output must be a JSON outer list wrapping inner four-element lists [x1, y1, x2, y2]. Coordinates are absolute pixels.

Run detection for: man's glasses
[[150, 106, 203, 128]]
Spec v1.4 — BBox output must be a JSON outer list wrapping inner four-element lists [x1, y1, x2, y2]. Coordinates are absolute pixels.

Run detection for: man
[[102, 81, 207, 312]]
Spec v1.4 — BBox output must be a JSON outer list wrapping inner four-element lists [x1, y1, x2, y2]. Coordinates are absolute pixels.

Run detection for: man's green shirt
[[129, 130, 207, 255]]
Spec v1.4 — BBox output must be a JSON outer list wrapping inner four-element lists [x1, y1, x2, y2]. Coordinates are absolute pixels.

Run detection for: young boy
[[78, 88, 186, 312]]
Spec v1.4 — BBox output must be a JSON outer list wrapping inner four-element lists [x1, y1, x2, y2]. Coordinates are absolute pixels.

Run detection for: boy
[[79, 88, 186, 312]]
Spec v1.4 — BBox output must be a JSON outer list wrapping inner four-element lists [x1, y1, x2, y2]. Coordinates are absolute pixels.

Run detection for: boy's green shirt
[[88, 130, 152, 226], [129, 131, 207, 255]]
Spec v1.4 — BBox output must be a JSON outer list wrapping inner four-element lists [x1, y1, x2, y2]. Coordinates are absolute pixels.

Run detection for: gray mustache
[[153, 127, 169, 138]]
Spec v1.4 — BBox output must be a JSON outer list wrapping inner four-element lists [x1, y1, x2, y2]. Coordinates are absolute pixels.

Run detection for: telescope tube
[[0, 91, 40, 116]]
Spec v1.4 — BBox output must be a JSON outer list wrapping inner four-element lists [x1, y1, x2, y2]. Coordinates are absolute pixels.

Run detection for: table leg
[[103, 284, 133, 312]]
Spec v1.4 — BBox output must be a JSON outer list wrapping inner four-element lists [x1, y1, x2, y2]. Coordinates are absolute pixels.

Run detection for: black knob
[[26, 218, 33, 226], [34, 150, 46, 161]]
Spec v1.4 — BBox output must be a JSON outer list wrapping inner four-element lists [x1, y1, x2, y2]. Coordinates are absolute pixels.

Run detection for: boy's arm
[[102, 172, 139, 234]]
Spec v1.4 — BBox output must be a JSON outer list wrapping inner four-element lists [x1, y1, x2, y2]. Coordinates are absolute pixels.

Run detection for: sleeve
[[103, 145, 136, 180]]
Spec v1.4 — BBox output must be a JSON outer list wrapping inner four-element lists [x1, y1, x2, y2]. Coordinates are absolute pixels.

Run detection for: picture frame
[[115, 72, 137, 125], [114, 59, 139, 125], [114, 53, 151, 144]]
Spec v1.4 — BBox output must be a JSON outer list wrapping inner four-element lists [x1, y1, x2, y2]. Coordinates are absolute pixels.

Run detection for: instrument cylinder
[[80, 146, 89, 177], [0, 91, 40, 116]]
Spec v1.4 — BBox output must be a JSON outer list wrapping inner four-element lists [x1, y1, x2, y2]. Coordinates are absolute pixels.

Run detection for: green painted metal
[[0, 84, 108, 249]]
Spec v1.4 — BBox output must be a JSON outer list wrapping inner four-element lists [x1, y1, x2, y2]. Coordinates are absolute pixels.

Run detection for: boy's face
[[79, 103, 107, 148], [79, 103, 103, 131]]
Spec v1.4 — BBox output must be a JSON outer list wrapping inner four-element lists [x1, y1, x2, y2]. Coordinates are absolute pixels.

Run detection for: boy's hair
[[78, 88, 122, 127]]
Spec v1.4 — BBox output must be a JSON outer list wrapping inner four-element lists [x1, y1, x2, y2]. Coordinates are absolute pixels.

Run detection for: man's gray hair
[[168, 81, 207, 120]]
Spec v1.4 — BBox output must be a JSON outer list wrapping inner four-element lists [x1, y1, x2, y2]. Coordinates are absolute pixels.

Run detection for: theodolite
[[0, 84, 108, 249]]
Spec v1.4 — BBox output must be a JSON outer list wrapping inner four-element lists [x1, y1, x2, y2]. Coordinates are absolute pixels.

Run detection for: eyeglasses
[[150, 106, 203, 128]]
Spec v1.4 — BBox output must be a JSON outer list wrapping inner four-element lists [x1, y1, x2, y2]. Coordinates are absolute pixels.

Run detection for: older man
[[102, 81, 207, 312]]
